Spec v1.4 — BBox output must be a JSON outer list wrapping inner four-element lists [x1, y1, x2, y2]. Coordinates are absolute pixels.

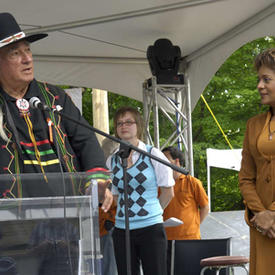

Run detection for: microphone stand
[[117, 143, 132, 275], [42, 106, 189, 275]]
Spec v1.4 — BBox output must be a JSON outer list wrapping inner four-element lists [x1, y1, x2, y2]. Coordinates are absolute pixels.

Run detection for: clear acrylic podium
[[0, 172, 105, 275]]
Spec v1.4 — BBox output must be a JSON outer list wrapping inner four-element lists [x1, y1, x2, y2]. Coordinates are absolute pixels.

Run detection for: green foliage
[[210, 168, 243, 211], [82, 88, 93, 125]]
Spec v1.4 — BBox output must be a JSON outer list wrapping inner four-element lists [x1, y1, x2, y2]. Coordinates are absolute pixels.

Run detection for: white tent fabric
[[64, 88, 83, 114], [187, 5, 275, 107], [2, 0, 275, 109], [206, 148, 243, 211]]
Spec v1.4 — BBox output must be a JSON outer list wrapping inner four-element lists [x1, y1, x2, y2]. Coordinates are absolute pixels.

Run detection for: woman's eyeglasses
[[117, 120, 136, 127]]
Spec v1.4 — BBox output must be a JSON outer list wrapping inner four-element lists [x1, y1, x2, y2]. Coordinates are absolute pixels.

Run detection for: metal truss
[[142, 76, 194, 175]]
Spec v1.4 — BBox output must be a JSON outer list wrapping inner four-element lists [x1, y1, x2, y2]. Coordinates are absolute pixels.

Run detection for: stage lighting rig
[[147, 38, 184, 85]]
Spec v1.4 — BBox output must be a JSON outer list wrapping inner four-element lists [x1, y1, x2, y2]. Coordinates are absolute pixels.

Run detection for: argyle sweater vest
[[111, 145, 163, 230]]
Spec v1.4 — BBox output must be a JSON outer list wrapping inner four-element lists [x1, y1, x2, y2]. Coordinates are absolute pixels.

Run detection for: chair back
[[173, 238, 231, 275]]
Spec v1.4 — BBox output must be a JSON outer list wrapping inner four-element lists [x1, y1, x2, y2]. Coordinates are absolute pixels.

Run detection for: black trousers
[[113, 223, 167, 275], [167, 240, 173, 275]]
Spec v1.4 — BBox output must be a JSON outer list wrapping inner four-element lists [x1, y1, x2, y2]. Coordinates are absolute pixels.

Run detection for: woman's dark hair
[[114, 106, 144, 140], [254, 48, 275, 72], [162, 146, 185, 167]]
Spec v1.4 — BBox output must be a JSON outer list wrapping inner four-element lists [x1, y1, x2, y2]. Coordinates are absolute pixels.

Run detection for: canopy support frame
[[142, 76, 194, 175]]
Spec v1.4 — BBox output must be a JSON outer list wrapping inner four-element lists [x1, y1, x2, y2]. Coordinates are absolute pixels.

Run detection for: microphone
[[29, 97, 51, 111], [118, 142, 132, 159]]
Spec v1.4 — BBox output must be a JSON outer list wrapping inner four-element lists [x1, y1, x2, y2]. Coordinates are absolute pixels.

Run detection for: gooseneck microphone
[[29, 97, 51, 111]]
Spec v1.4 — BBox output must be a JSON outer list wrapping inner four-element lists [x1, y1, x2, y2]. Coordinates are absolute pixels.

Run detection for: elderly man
[[0, 12, 112, 204], [0, 12, 112, 274]]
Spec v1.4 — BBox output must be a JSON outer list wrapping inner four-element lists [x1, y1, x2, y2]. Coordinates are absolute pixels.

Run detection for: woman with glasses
[[106, 106, 174, 275]]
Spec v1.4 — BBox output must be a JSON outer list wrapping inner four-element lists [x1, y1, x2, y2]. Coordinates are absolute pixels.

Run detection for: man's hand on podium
[[101, 187, 113, 212], [85, 179, 113, 212]]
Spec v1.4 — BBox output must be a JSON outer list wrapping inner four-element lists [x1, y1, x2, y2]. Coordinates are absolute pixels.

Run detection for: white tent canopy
[[2, 0, 275, 109]]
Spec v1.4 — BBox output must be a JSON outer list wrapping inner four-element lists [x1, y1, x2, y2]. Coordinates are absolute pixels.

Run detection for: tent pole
[[92, 89, 109, 145]]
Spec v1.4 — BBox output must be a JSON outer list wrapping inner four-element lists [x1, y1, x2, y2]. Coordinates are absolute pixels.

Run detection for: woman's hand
[[266, 223, 275, 239], [250, 210, 275, 236]]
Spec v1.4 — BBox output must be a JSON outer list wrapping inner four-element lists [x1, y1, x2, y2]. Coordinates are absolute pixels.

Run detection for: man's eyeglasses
[[117, 120, 136, 127]]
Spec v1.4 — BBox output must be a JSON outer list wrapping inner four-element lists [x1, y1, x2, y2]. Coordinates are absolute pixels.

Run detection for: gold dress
[[239, 111, 275, 275]]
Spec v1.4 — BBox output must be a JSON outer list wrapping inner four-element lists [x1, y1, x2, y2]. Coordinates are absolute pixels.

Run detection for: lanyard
[[3, 99, 23, 160]]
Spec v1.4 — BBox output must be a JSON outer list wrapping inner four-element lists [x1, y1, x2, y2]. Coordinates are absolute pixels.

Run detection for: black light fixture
[[147, 38, 184, 84]]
